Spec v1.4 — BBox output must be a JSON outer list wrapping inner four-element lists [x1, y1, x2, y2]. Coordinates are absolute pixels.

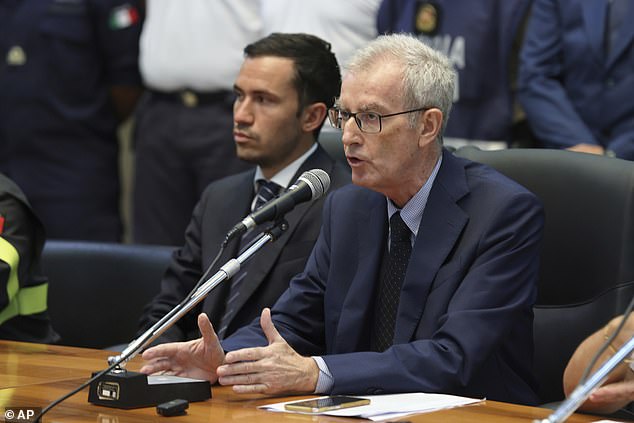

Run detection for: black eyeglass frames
[[327, 106, 431, 133]]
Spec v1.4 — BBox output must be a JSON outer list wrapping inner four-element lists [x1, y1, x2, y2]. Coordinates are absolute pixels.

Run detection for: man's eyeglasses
[[327, 106, 431, 134]]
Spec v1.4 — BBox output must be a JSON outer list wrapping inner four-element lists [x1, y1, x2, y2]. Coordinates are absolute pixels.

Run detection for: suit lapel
[[394, 151, 469, 344], [225, 147, 336, 325], [582, 0, 608, 65], [202, 172, 255, 326], [606, 2, 634, 68], [332, 190, 387, 352]]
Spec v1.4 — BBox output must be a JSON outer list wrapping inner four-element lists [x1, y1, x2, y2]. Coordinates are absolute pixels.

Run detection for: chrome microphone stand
[[87, 220, 288, 408], [535, 334, 634, 423], [109, 219, 289, 367]]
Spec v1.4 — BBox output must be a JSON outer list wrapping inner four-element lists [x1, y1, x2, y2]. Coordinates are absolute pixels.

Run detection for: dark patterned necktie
[[253, 179, 282, 211], [216, 179, 282, 339], [372, 212, 412, 352]]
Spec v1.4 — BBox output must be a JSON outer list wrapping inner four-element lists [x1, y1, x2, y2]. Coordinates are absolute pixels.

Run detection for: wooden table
[[0, 340, 601, 422]]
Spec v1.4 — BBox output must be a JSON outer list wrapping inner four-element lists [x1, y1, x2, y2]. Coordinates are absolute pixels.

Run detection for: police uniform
[[377, 0, 532, 143], [261, 0, 381, 67], [0, 173, 58, 343], [133, 0, 261, 245], [519, 0, 634, 160], [0, 0, 143, 241]]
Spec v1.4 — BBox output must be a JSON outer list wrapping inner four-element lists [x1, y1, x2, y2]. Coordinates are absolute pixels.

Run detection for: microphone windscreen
[[299, 169, 330, 200]]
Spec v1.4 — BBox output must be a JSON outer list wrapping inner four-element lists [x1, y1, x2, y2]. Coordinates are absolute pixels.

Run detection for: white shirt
[[262, 0, 381, 67], [252, 143, 318, 191], [140, 0, 263, 91]]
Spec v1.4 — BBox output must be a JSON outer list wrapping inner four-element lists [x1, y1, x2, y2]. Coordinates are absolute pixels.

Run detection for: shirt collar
[[253, 143, 318, 189], [387, 154, 443, 238]]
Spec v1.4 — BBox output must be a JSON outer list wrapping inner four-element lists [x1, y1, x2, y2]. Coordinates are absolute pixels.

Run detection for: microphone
[[536, 334, 634, 423], [224, 169, 330, 244]]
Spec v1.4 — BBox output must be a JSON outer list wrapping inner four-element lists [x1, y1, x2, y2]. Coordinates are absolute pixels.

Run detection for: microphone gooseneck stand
[[535, 334, 634, 423], [83, 220, 289, 410], [111, 219, 288, 368]]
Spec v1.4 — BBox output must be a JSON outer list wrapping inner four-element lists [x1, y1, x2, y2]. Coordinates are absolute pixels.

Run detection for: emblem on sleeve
[[109, 4, 140, 30], [414, 2, 440, 36], [6, 46, 26, 66]]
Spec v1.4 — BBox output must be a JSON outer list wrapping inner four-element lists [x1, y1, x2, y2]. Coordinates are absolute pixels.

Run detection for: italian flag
[[109, 4, 140, 30]]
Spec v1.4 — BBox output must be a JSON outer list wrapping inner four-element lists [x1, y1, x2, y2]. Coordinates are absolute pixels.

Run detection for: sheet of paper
[[259, 392, 483, 421]]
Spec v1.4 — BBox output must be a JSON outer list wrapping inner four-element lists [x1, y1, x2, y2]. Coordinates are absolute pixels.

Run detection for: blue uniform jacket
[[518, 0, 634, 160], [0, 0, 142, 237], [223, 150, 544, 405], [377, 0, 532, 142]]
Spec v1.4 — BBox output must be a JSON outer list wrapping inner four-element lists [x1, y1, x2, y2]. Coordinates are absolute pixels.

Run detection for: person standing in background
[[0, 0, 143, 241], [261, 0, 382, 68], [377, 0, 532, 146], [518, 0, 634, 160], [133, 0, 262, 245]]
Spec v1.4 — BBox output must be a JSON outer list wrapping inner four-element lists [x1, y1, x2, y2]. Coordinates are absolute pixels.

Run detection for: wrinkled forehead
[[339, 63, 405, 112]]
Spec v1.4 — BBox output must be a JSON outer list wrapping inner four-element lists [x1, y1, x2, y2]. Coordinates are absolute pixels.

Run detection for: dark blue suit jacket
[[519, 0, 634, 160], [223, 150, 544, 405]]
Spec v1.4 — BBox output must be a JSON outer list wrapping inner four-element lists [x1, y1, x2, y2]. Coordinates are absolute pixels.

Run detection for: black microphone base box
[[88, 370, 211, 409]]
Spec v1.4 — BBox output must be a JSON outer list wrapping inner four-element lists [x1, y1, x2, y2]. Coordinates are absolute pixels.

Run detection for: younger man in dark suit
[[137, 33, 350, 342], [141, 34, 543, 406]]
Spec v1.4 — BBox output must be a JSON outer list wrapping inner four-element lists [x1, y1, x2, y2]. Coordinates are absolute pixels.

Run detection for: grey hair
[[345, 34, 455, 138]]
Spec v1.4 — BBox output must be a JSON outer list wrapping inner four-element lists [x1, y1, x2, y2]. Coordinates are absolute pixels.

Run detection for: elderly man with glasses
[[141, 34, 544, 406]]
